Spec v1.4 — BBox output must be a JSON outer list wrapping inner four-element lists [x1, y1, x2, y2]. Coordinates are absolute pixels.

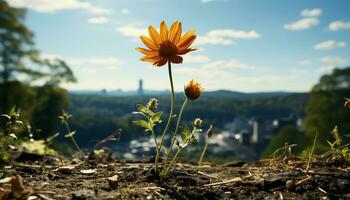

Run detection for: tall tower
[[138, 79, 143, 95]]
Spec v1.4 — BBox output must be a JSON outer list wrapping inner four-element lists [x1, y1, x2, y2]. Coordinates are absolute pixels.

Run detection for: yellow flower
[[135, 20, 197, 67], [184, 80, 203, 100]]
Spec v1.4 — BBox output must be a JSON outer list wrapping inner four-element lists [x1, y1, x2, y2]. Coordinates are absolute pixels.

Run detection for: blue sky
[[7, 0, 350, 92]]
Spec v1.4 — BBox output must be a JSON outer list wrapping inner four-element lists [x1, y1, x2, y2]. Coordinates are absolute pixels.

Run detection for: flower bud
[[184, 80, 203, 100], [193, 118, 202, 128], [147, 98, 158, 111]]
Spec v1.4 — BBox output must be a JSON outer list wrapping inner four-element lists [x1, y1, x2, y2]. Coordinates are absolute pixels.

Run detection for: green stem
[[156, 61, 175, 169], [162, 147, 182, 177], [161, 98, 188, 173], [151, 129, 159, 174], [64, 122, 81, 152], [198, 139, 209, 166]]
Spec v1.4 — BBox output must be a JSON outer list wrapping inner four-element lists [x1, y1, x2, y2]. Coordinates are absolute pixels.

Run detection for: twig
[[204, 177, 242, 187], [197, 171, 218, 179], [203, 175, 252, 187], [295, 176, 311, 186], [278, 191, 283, 200], [318, 187, 328, 194]]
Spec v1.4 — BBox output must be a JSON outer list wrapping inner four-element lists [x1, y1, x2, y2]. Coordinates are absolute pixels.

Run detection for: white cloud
[[121, 8, 129, 15], [301, 8, 322, 17], [196, 28, 260, 46], [196, 36, 233, 45], [284, 18, 319, 31], [328, 21, 350, 31], [314, 40, 347, 50], [299, 60, 312, 65], [320, 56, 346, 65], [42, 53, 121, 69], [116, 25, 147, 38], [318, 56, 348, 74], [88, 16, 109, 24], [116, 25, 259, 45], [319, 65, 335, 73], [203, 59, 255, 71], [184, 55, 210, 63], [200, 0, 229, 3], [201, 0, 214, 3], [67, 57, 121, 67], [7, 0, 110, 14], [207, 29, 260, 39]]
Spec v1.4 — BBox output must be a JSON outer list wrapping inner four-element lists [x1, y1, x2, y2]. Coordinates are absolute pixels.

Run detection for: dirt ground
[[1, 155, 350, 200]]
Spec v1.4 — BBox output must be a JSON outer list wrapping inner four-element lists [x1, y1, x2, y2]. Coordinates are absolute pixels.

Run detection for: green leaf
[[133, 120, 151, 132], [136, 104, 154, 116], [151, 112, 163, 124], [181, 125, 191, 143], [64, 131, 76, 138]]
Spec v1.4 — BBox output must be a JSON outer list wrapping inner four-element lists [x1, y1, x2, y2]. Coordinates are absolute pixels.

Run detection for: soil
[[1, 154, 350, 200]]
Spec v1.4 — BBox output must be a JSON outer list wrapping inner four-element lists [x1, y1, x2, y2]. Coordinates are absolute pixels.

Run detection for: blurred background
[[1, 0, 350, 162]]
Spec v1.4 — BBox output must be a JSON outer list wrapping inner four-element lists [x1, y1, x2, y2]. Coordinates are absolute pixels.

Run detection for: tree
[[0, 1, 76, 114], [304, 67, 350, 151]]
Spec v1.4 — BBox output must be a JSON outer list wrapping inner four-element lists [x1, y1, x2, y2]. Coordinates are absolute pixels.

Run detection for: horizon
[[6, 0, 350, 92]]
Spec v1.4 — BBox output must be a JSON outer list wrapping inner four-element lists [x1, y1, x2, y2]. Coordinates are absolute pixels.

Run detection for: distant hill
[[70, 89, 306, 99], [203, 90, 304, 98]]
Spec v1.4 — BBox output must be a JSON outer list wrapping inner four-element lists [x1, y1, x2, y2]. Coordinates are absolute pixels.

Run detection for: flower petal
[[177, 35, 196, 50], [141, 52, 160, 60], [170, 55, 183, 64], [169, 21, 182, 44], [148, 26, 161, 46], [160, 21, 169, 42], [140, 56, 161, 64], [140, 36, 159, 51], [135, 47, 157, 55], [177, 30, 196, 48], [177, 48, 197, 55], [154, 58, 168, 66], [173, 22, 182, 44]]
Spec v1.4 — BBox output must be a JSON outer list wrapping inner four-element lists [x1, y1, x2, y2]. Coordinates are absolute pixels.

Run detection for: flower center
[[159, 41, 178, 58]]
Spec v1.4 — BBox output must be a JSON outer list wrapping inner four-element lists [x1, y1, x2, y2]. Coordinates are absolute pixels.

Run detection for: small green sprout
[[58, 110, 81, 153], [323, 126, 350, 163], [133, 98, 163, 173], [327, 126, 342, 149], [0, 106, 23, 161]]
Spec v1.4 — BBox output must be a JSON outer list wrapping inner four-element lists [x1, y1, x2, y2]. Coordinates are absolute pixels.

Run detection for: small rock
[[80, 169, 97, 174], [107, 175, 119, 189], [286, 179, 295, 191]]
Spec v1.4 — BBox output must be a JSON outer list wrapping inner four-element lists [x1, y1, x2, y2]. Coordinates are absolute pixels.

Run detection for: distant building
[[138, 79, 143, 95], [252, 118, 267, 144]]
